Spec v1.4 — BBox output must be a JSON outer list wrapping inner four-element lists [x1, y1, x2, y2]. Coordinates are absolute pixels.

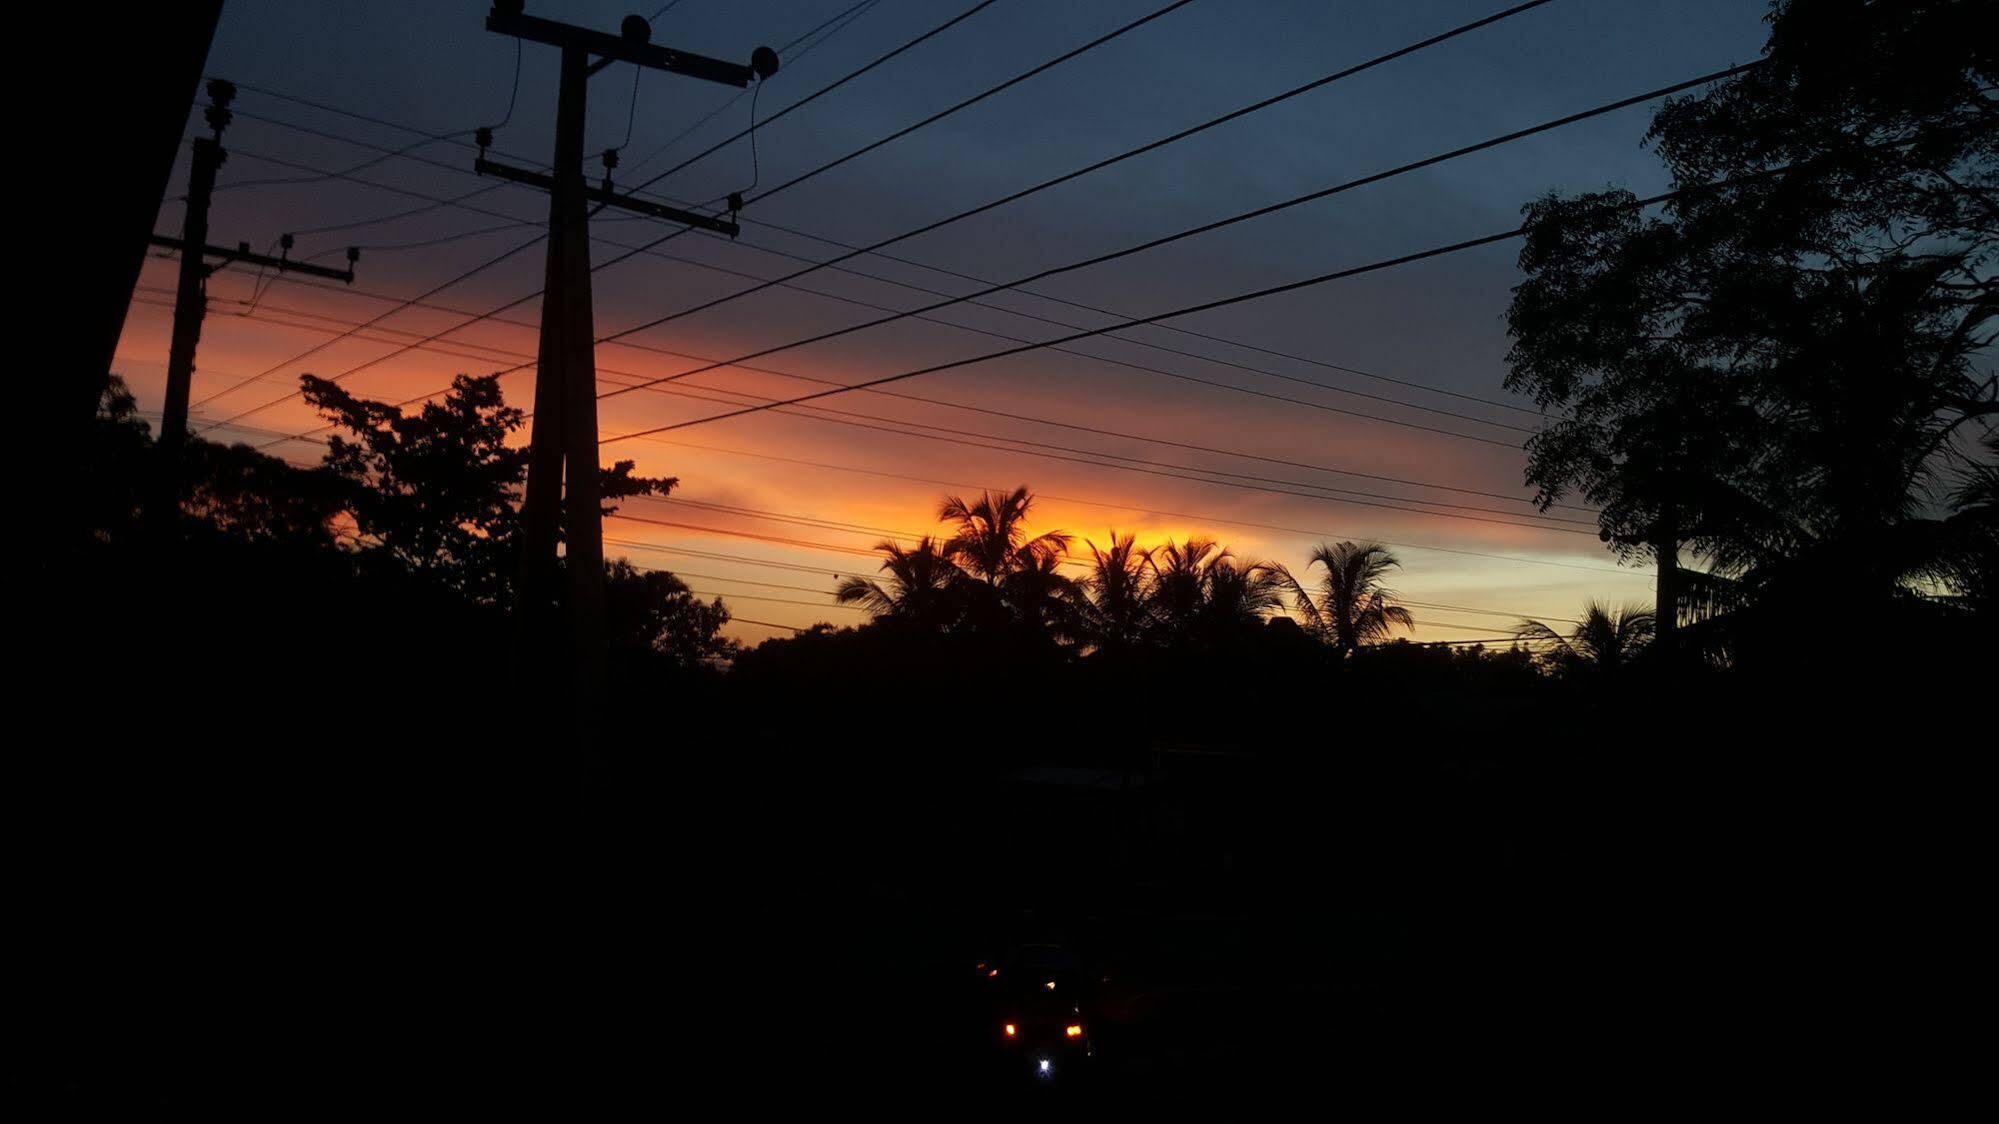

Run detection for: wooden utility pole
[[159, 80, 231, 458], [482, 1, 773, 751], [156, 79, 359, 457], [151, 78, 358, 526]]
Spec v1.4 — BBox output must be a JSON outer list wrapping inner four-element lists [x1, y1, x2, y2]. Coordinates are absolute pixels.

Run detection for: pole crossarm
[[473, 158, 740, 237], [149, 234, 358, 283], [486, 6, 759, 88]]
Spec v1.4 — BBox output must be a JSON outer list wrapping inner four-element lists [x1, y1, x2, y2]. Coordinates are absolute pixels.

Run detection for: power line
[[215, 86, 1547, 422], [628, 0, 1006, 192], [210, 1, 1555, 431], [602, 537, 866, 578], [237, 214, 1553, 443], [165, 337, 1628, 579], [592, 60, 1757, 414], [158, 293, 1635, 576], [681, 586, 866, 611], [186, 230, 549, 417], [164, 281, 1579, 521], [717, 214, 1548, 419], [606, 511, 885, 557], [192, 0, 1144, 430], [627, 565, 856, 598], [624, 0, 881, 179], [583, 0, 1567, 370], [726, 0, 1199, 205], [607, 378, 1590, 533], [211, 133, 1544, 440], [729, 616, 807, 633], [604, 532, 1585, 626], [607, 431, 1649, 577], [598, 175, 1742, 443], [671, 226, 1542, 432]]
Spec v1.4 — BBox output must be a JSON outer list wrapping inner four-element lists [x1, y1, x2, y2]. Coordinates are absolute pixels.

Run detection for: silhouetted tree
[[1650, 0, 1997, 272], [1147, 537, 1284, 648], [1276, 541, 1415, 658], [1514, 602, 1655, 679], [181, 438, 344, 547], [604, 559, 738, 670], [1941, 432, 1999, 612], [83, 376, 157, 544], [1073, 531, 1155, 653], [303, 373, 527, 600], [1000, 547, 1081, 642], [835, 536, 963, 628], [939, 486, 1072, 585], [302, 372, 673, 602], [1507, 0, 1996, 645], [938, 486, 1073, 637]]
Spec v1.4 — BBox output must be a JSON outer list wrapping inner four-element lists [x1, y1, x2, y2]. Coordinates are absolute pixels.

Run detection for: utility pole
[[155, 78, 359, 465], [480, 1, 774, 766]]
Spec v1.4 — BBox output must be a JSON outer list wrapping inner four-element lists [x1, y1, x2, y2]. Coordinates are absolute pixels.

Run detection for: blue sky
[[119, 1, 1779, 641]]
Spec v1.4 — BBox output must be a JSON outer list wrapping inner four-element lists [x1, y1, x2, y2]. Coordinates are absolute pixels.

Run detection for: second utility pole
[[154, 78, 358, 512], [483, 2, 773, 764]]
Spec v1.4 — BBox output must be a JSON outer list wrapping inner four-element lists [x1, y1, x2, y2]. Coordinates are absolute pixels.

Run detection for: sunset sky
[[115, 0, 1775, 645]]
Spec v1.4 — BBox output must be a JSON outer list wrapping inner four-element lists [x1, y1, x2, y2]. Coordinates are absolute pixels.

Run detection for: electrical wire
[[211, 136, 1548, 439], [191, 0, 1041, 428], [723, 0, 1200, 206], [625, 0, 881, 178], [590, 61, 1760, 412], [218, 84, 1544, 420], [629, 0, 1006, 192], [161, 285, 1592, 531], [599, 168, 1767, 445]]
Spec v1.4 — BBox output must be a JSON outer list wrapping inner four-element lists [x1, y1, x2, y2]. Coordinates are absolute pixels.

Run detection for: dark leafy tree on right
[[1504, 0, 1996, 664]]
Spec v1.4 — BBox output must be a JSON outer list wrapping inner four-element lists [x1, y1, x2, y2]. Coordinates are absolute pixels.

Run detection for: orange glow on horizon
[[111, 239, 1647, 650]]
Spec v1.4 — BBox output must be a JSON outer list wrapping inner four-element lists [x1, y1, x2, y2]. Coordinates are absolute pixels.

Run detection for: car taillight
[[1003, 1023, 1017, 1037], [1065, 1024, 1083, 1037]]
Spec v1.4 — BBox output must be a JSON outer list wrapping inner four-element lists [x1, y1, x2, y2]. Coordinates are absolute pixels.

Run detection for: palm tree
[[999, 546, 1080, 639], [1148, 537, 1224, 637], [1147, 537, 1285, 646], [938, 486, 1072, 583], [1202, 554, 1287, 633], [1513, 600, 1655, 676], [835, 536, 961, 625], [1074, 531, 1155, 651], [1275, 540, 1415, 657]]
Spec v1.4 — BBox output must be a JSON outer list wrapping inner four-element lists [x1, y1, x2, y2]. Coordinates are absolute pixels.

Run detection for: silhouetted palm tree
[[1074, 531, 1155, 651], [1147, 537, 1285, 646], [1148, 537, 1225, 636], [939, 486, 1072, 583], [1514, 600, 1655, 676], [935, 486, 1076, 635], [835, 536, 961, 625], [1000, 547, 1080, 640], [1275, 540, 1415, 657], [1202, 554, 1287, 633]]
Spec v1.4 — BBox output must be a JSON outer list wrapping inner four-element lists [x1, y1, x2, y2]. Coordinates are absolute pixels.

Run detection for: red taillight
[[1003, 1023, 1017, 1038], [1065, 1024, 1083, 1038]]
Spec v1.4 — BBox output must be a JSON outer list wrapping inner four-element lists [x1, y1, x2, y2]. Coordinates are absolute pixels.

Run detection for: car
[[983, 944, 1094, 1082]]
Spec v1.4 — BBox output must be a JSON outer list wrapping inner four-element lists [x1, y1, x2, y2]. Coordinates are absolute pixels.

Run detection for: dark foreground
[[31, 558, 1984, 1110]]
